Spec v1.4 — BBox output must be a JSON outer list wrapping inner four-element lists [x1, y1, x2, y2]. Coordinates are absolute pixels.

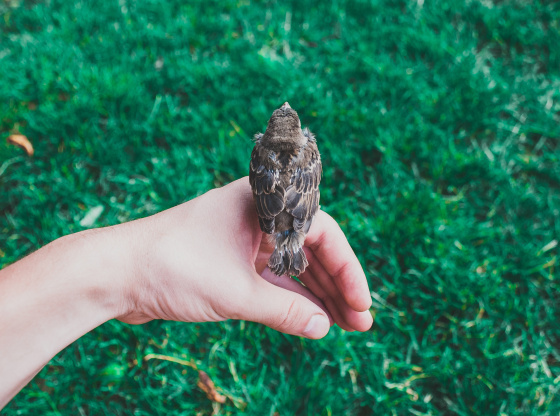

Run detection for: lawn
[[1, 0, 560, 414]]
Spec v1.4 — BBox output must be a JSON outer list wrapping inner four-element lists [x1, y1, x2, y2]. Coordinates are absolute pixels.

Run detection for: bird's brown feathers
[[249, 103, 322, 276], [249, 131, 321, 235]]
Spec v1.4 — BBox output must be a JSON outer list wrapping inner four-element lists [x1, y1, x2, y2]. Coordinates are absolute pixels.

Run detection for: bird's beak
[[281, 102, 291, 110]]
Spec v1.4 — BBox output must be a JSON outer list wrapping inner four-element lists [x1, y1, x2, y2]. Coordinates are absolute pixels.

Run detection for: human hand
[[116, 177, 373, 338], [0, 177, 373, 406]]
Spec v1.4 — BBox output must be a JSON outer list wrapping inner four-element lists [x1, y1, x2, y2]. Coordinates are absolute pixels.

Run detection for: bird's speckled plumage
[[249, 102, 322, 276]]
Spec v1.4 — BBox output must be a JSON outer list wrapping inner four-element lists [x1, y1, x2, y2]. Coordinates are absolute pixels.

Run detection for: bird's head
[[262, 102, 306, 149], [268, 102, 301, 130]]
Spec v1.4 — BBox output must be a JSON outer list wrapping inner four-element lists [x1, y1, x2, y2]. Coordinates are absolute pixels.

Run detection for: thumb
[[241, 273, 331, 339]]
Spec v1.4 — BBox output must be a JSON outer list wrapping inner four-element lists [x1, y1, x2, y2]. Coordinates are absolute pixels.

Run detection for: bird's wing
[[285, 140, 322, 232], [249, 141, 285, 234]]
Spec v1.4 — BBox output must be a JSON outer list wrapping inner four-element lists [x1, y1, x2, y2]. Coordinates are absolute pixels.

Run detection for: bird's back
[[249, 103, 321, 276]]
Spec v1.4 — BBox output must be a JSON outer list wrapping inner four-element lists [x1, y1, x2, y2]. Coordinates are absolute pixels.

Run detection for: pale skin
[[0, 177, 372, 408]]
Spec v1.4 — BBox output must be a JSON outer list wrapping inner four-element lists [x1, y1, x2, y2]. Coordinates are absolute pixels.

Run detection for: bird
[[249, 102, 322, 277]]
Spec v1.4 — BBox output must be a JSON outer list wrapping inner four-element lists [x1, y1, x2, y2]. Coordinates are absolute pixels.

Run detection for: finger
[[298, 268, 355, 332], [320, 297, 355, 332], [302, 250, 373, 332], [300, 247, 340, 301], [288, 262, 352, 331], [240, 270, 331, 339], [306, 211, 372, 312], [260, 267, 334, 326]]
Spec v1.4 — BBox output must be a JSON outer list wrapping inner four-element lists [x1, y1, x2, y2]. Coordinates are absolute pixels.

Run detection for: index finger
[[305, 211, 372, 312]]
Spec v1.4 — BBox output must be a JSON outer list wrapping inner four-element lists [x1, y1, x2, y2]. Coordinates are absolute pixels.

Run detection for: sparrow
[[249, 102, 322, 276]]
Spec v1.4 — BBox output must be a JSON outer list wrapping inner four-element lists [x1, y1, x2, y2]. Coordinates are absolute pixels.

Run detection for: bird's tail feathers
[[268, 230, 309, 276]]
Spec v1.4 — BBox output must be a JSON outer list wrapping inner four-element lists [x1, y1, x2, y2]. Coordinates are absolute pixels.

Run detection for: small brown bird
[[249, 102, 322, 276]]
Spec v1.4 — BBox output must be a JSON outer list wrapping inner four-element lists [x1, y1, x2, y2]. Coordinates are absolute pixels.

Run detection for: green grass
[[2, 0, 560, 414]]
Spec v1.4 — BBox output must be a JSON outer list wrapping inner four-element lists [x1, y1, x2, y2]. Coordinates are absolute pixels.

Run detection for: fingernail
[[303, 314, 330, 339]]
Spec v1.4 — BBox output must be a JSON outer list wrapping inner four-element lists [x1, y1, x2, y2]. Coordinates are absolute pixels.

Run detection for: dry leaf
[[197, 371, 226, 404], [143, 354, 230, 405], [143, 353, 197, 370], [7, 134, 34, 156], [79, 205, 104, 227]]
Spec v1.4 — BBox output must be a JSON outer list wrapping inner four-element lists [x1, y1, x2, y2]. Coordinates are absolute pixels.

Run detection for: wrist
[[62, 227, 134, 320], [108, 215, 164, 324]]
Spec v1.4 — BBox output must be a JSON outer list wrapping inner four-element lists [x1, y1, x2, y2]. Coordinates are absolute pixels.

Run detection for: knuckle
[[328, 215, 343, 234], [320, 210, 339, 228], [332, 261, 352, 282], [277, 298, 301, 331]]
